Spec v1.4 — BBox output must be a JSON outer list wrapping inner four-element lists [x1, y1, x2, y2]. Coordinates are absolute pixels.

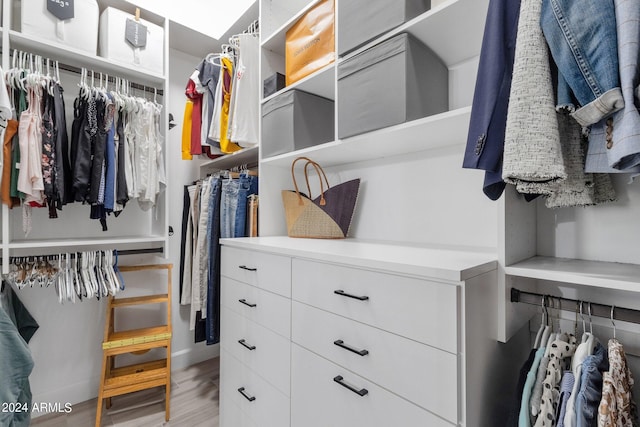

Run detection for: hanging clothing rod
[[6, 247, 164, 262], [5, 50, 164, 96], [511, 288, 640, 326]]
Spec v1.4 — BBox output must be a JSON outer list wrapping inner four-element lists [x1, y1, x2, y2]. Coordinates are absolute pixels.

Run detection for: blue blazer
[[463, 0, 521, 200]]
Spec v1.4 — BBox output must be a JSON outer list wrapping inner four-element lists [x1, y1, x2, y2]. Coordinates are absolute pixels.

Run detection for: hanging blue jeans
[[234, 174, 258, 237], [220, 178, 239, 238], [206, 178, 222, 345]]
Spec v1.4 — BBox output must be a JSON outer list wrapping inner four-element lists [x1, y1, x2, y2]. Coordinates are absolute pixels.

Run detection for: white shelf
[[339, 0, 489, 67], [8, 236, 166, 250], [262, 62, 335, 103], [222, 236, 497, 281], [261, 0, 323, 55], [199, 146, 260, 174], [8, 31, 165, 86], [506, 256, 640, 293], [261, 106, 471, 167]]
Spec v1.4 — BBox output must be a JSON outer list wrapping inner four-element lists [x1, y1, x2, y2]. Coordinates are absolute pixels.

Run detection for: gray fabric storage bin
[[262, 90, 334, 158], [338, 0, 431, 56], [338, 33, 448, 139]]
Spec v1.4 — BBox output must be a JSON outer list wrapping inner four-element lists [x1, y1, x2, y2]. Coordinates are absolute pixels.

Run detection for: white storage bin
[[98, 7, 164, 74], [18, 0, 99, 55]]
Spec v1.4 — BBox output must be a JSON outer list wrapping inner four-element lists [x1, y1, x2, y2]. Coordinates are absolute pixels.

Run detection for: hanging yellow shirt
[[181, 100, 194, 160], [220, 57, 241, 154]]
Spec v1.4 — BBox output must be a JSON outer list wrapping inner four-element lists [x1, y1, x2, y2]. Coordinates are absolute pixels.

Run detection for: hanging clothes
[[0, 284, 38, 344], [186, 72, 203, 155], [40, 90, 57, 217], [115, 110, 128, 210], [575, 343, 609, 427], [180, 184, 193, 304], [181, 100, 194, 160], [0, 305, 33, 427], [197, 57, 222, 150], [219, 57, 241, 154], [181, 171, 258, 342], [17, 85, 45, 206], [540, 0, 621, 127], [502, 0, 565, 196], [534, 333, 577, 427], [1, 120, 18, 207], [71, 93, 93, 202], [463, 0, 521, 200], [230, 33, 260, 146], [587, 0, 640, 172], [520, 346, 546, 426], [206, 178, 222, 345], [598, 339, 639, 426], [558, 372, 576, 427], [53, 83, 72, 207]]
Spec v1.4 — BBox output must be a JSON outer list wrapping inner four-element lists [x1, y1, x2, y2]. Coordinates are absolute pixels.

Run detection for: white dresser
[[219, 237, 505, 427]]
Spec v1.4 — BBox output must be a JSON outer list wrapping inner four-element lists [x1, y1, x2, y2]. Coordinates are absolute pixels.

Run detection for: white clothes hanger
[[533, 296, 547, 348], [611, 305, 616, 340]]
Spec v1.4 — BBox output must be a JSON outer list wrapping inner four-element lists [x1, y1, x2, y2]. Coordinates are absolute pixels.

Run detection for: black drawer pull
[[334, 340, 369, 356], [238, 339, 256, 350], [238, 387, 256, 402], [334, 289, 369, 301], [239, 265, 257, 271], [333, 375, 368, 397], [239, 298, 257, 308]]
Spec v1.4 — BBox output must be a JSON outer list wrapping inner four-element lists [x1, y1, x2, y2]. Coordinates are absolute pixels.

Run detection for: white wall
[[323, 149, 498, 250], [536, 174, 640, 264], [18, 47, 216, 414]]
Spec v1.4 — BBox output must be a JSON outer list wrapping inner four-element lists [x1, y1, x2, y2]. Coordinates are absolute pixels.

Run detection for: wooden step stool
[[95, 264, 173, 427]]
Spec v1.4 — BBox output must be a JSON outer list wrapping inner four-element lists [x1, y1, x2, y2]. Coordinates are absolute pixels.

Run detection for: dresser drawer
[[291, 344, 454, 427], [221, 277, 291, 338], [292, 259, 459, 352], [220, 349, 290, 427], [221, 306, 291, 396], [220, 392, 258, 427], [221, 247, 291, 297], [292, 301, 458, 422]]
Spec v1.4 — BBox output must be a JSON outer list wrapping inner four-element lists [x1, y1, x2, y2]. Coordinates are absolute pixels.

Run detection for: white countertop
[[220, 237, 498, 282]]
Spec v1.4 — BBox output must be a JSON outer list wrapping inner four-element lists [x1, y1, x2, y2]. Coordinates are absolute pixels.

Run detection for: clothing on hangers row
[[178, 170, 258, 344], [510, 295, 639, 427], [464, 0, 635, 208], [0, 50, 165, 235], [182, 22, 259, 160], [6, 250, 125, 304]]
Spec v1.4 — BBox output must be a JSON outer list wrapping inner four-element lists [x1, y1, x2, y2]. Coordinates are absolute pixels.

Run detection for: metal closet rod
[[511, 288, 640, 326], [5, 50, 164, 96]]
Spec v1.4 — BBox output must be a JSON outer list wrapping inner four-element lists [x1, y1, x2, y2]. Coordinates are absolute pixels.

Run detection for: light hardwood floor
[[31, 358, 220, 427]]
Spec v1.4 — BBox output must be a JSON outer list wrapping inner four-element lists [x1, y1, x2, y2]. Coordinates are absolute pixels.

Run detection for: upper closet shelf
[[200, 146, 259, 175], [262, 62, 334, 103], [506, 256, 640, 293], [262, 106, 471, 167], [8, 31, 165, 85], [261, 0, 323, 54], [339, 0, 489, 67]]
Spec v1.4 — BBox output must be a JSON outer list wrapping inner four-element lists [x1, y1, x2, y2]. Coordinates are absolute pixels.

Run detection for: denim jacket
[[541, 0, 623, 127]]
